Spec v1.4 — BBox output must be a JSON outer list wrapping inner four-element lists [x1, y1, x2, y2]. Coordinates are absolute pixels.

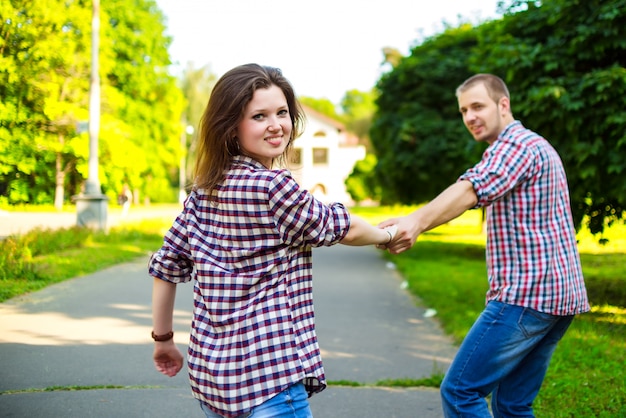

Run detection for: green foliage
[[371, 26, 485, 204], [345, 154, 382, 203], [340, 89, 377, 145], [180, 63, 217, 186], [99, 0, 185, 203], [372, 0, 626, 236], [0, 0, 91, 205], [0, 0, 185, 207], [298, 96, 343, 122], [469, 0, 626, 235]]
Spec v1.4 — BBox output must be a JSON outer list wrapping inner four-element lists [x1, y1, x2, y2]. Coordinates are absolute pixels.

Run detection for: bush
[[0, 227, 92, 281], [0, 237, 34, 280]]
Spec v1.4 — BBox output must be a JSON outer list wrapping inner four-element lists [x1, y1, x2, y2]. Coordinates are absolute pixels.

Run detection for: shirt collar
[[498, 120, 522, 139], [231, 155, 267, 170]]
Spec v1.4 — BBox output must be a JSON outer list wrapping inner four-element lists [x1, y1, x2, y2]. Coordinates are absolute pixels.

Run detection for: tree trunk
[[54, 150, 65, 211]]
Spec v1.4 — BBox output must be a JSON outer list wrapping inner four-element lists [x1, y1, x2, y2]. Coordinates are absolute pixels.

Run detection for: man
[[380, 74, 589, 417]]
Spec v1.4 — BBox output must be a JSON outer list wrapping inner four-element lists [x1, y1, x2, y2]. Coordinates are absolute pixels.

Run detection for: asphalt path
[[0, 207, 457, 417]]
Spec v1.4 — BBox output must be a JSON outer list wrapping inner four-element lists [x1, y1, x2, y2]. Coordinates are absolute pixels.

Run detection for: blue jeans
[[199, 382, 313, 418], [440, 301, 574, 418]]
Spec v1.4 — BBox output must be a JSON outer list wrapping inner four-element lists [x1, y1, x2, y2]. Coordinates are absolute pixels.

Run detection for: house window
[[290, 148, 302, 165], [312, 148, 328, 165]]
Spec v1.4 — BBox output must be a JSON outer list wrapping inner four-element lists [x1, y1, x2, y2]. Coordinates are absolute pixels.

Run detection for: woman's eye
[[253, 114, 264, 120], [278, 109, 289, 116]]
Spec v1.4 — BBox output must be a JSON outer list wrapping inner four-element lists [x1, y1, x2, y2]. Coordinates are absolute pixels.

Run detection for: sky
[[154, 0, 502, 104]]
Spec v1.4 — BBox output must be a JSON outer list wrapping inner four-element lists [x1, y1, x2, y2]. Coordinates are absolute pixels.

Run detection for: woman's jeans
[[199, 382, 313, 418], [440, 301, 574, 418]]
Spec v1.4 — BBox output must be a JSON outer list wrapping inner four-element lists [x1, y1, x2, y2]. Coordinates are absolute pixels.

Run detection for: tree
[[345, 153, 381, 204], [340, 89, 377, 150], [371, 0, 626, 236], [180, 63, 217, 188], [298, 96, 343, 122], [0, 0, 185, 207], [99, 0, 184, 203], [0, 0, 91, 207], [469, 0, 626, 236], [371, 25, 483, 204]]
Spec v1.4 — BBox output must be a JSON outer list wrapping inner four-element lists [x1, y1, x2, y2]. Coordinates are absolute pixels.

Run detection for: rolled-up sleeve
[[148, 213, 194, 283], [459, 137, 535, 208], [268, 171, 350, 247]]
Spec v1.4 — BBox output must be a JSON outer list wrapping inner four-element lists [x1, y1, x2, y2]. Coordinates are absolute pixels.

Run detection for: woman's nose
[[267, 117, 281, 131]]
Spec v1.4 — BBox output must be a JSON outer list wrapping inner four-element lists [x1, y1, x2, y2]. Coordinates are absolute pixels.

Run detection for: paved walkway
[[0, 213, 458, 417], [0, 205, 182, 239]]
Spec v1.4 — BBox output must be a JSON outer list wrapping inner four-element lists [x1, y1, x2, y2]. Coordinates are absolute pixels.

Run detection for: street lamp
[[73, 0, 108, 230]]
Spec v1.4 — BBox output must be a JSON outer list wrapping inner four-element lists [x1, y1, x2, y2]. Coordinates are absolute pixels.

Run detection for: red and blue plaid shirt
[[149, 156, 350, 417], [460, 121, 589, 316]]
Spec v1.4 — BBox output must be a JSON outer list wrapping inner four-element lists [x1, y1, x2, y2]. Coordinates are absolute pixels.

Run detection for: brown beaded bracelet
[[151, 330, 174, 342]]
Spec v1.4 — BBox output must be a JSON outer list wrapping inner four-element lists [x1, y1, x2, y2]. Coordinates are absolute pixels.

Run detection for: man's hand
[[153, 341, 184, 377]]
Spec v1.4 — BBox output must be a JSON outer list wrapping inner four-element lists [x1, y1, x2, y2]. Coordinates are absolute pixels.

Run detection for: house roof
[[300, 104, 345, 132]]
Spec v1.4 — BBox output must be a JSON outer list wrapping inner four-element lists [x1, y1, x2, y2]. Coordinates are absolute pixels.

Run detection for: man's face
[[457, 83, 506, 144]]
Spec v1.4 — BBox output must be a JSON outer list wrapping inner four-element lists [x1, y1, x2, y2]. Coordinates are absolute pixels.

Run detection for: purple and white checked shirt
[[459, 121, 589, 316], [149, 156, 351, 417]]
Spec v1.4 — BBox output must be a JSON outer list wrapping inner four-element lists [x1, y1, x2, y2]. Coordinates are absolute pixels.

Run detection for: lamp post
[[74, 0, 108, 229]]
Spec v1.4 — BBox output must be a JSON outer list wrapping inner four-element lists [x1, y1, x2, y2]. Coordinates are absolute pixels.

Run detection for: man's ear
[[499, 96, 511, 115]]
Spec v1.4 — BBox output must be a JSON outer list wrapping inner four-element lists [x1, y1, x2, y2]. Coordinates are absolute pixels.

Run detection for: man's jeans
[[199, 382, 313, 418], [441, 301, 574, 417]]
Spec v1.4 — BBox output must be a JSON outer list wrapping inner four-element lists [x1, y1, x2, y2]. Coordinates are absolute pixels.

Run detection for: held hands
[[383, 224, 398, 244], [377, 214, 421, 254], [153, 341, 184, 377]]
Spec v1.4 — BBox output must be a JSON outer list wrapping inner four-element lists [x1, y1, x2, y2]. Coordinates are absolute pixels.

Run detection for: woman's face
[[236, 85, 292, 168]]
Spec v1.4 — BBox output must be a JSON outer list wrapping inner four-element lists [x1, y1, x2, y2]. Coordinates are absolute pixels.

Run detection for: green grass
[[1, 204, 624, 416], [0, 218, 170, 302], [1, 385, 163, 395]]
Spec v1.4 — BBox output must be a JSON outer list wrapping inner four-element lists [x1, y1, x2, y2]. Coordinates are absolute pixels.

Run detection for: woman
[[149, 63, 395, 418]]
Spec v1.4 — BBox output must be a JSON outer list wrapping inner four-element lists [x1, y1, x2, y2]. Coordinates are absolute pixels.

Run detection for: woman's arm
[[151, 277, 184, 377], [340, 214, 396, 246]]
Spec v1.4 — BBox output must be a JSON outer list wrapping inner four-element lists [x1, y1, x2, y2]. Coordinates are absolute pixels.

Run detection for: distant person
[[118, 184, 133, 217], [379, 73, 589, 417], [148, 63, 396, 418]]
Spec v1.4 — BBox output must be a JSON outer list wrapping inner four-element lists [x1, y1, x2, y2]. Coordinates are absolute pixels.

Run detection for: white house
[[288, 105, 366, 205]]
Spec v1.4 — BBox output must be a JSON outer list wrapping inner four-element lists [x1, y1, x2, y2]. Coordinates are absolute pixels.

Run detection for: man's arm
[[380, 180, 478, 254]]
